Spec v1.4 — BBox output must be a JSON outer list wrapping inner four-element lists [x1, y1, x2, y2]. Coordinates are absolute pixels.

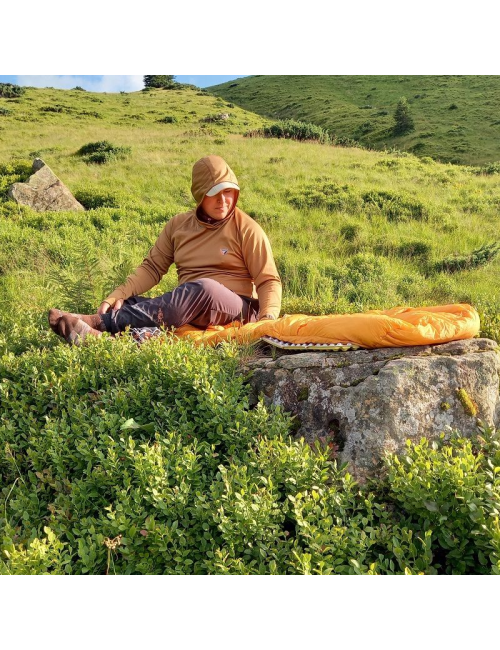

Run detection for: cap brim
[[205, 182, 240, 197]]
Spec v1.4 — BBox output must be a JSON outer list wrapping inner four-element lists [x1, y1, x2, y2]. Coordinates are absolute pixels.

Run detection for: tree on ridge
[[143, 76, 176, 89]]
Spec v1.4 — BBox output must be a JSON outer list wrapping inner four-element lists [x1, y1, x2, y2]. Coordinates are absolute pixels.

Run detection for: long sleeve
[[240, 222, 282, 319], [104, 220, 174, 305]]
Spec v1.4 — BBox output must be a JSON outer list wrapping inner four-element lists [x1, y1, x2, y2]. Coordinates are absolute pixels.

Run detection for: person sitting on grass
[[49, 155, 282, 345]]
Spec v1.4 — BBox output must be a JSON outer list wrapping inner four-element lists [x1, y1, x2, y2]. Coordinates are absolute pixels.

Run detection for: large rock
[[8, 158, 84, 212], [242, 338, 500, 480]]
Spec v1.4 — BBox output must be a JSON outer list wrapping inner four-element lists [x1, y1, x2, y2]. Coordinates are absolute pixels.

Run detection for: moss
[[456, 388, 478, 417], [297, 387, 309, 401], [440, 402, 451, 411]]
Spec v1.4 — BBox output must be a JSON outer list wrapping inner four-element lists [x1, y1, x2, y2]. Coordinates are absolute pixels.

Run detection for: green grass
[[1, 86, 500, 348], [209, 75, 500, 165]]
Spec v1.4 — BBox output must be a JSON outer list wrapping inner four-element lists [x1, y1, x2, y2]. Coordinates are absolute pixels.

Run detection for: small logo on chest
[[220, 248, 229, 255]]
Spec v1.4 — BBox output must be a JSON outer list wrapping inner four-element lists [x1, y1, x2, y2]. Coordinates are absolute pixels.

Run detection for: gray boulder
[[8, 158, 84, 212], [242, 338, 500, 481]]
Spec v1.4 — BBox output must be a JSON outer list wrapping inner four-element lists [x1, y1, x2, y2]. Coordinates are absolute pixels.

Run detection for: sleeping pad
[[159, 303, 480, 349]]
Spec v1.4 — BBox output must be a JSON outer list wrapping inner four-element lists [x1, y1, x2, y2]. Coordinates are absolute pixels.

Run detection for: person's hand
[[98, 299, 123, 315]]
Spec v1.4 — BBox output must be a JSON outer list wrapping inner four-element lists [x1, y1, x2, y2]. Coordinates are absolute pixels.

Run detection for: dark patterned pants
[[100, 278, 260, 334]]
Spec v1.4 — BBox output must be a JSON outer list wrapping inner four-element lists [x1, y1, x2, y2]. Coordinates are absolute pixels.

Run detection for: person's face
[[201, 189, 237, 220]]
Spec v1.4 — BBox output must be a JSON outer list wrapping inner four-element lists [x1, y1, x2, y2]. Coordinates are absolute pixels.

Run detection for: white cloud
[[15, 75, 144, 93]]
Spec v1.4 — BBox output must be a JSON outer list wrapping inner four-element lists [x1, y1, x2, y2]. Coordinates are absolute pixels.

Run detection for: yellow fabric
[[104, 156, 282, 318], [171, 303, 480, 349]]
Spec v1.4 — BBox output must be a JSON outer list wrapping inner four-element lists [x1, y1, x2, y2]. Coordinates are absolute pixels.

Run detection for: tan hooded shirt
[[104, 155, 282, 319]]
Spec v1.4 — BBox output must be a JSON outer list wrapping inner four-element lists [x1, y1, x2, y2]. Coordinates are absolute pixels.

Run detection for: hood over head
[[191, 155, 240, 206]]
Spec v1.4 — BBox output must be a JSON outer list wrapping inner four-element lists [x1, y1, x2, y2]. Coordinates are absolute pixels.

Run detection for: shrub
[[385, 431, 500, 574], [340, 223, 362, 242], [397, 240, 432, 260], [393, 97, 415, 135], [260, 120, 330, 144], [0, 108, 11, 116], [76, 141, 131, 165], [0, 83, 25, 98], [433, 243, 500, 274], [289, 182, 362, 213], [40, 105, 69, 114], [78, 111, 102, 119], [362, 189, 428, 222], [201, 113, 230, 123], [355, 121, 374, 135], [77, 141, 113, 156], [396, 272, 427, 301], [473, 162, 500, 175], [0, 160, 33, 199], [334, 135, 365, 149], [73, 86, 86, 91], [345, 253, 385, 286], [74, 189, 119, 210], [2, 330, 500, 574], [476, 299, 500, 343], [157, 115, 177, 124]]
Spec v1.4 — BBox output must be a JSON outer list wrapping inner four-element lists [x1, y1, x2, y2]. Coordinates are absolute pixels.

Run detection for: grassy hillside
[[1, 85, 500, 575], [209, 75, 500, 165], [1, 85, 499, 351]]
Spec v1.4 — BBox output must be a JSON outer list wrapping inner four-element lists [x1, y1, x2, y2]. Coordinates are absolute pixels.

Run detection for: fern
[[47, 243, 136, 314], [433, 242, 500, 274], [47, 243, 102, 313]]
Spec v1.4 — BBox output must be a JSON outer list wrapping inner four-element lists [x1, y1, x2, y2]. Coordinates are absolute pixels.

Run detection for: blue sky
[[0, 75, 247, 92]]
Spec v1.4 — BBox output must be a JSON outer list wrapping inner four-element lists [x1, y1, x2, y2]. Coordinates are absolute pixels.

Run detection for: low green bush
[[476, 299, 500, 343], [362, 189, 429, 222], [385, 431, 500, 574], [201, 113, 230, 124], [433, 243, 500, 274], [473, 162, 500, 175], [289, 182, 362, 213], [40, 105, 70, 114], [76, 141, 131, 165], [78, 111, 102, 119], [0, 83, 25, 98], [0, 160, 33, 198], [157, 116, 177, 124], [340, 223, 362, 242], [397, 240, 432, 260], [74, 189, 119, 210], [255, 120, 330, 144], [2, 332, 500, 574]]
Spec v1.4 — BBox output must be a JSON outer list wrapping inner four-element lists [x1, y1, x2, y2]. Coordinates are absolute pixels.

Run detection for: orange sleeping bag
[[172, 303, 480, 349]]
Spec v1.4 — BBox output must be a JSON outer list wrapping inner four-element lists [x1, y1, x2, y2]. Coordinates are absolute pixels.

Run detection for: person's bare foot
[[56, 314, 102, 345], [48, 309, 105, 335]]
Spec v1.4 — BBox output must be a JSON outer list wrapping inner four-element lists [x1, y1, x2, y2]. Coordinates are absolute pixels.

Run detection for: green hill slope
[[1, 84, 499, 353], [209, 75, 500, 165]]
